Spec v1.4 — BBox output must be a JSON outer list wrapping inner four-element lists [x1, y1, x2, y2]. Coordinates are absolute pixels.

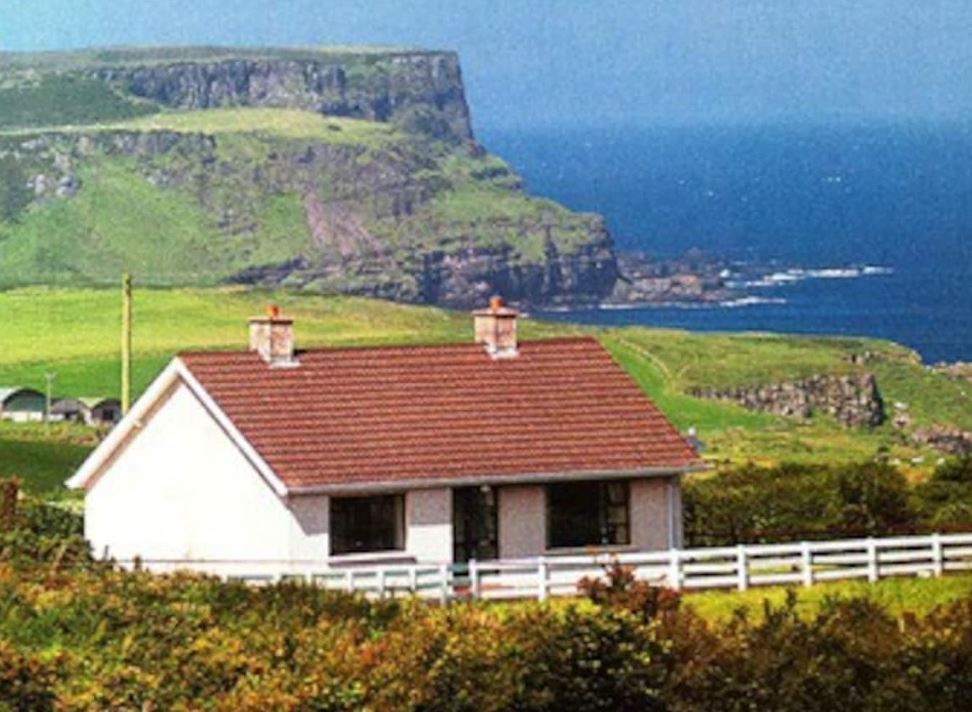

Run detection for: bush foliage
[[0, 560, 970, 710], [684, 458, 972, 546], [3, 471, 972, 709]]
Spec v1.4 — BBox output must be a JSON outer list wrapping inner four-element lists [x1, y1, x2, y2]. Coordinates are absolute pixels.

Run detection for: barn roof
[[176, 336, 700, 493], [0, 387, 42, 405]]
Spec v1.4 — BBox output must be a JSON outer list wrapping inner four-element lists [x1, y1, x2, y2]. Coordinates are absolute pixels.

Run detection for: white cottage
[[68, 300, 701, 575]]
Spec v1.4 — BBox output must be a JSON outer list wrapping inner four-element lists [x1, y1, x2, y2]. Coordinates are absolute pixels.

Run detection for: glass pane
[[547, 480, 630, 548], [330, 494, 404, 555], [453, 487, 498, 562]]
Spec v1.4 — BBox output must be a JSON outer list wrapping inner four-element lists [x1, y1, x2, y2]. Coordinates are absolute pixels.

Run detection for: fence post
[[409, 566, 418, 593], [469, 559, 481, 600], [867, 538, 879, 583], [377, 569, 387, 598], [801, 541, 813, 587], [439, 563, 449, 604], [345, 569, 354, 593], [931, 533, 944, 577], [537, 557, 549, 601], [736, 545, 748, 592], [667, 548, 682, 590]]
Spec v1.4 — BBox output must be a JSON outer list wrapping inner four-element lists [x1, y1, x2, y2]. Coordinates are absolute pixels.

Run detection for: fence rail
[[120, 532, 972, 601]]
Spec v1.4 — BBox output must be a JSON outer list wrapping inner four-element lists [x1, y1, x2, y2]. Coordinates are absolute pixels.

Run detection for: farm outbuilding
[[51, 398, 122, 426], [0, 387, 45, 423]]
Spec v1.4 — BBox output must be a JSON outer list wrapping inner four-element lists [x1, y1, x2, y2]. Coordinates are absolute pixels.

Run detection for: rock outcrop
[[91, 52, 473, 143], [607, 250, 735, 305], [417, 237, 617, 308], [911, 426, 972, 456], [689, 372, 885, 428], [934, 362, 972, 383]]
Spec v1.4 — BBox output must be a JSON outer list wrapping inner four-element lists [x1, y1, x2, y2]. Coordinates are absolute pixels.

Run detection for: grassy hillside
[[0, 46, 613, 305], [1, 108, 407, 145], [604, 329, 972, 467], [0, 107, 606, 300], [1, 287, 969, 491]]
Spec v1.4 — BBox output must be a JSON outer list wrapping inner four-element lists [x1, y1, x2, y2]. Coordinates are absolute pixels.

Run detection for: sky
[[3, 1, 972, 131]]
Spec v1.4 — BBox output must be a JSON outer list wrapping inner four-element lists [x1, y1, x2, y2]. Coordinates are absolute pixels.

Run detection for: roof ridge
[[178, 335, 598, 358]]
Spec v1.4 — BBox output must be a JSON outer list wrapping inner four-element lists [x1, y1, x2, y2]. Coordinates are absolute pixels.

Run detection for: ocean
[[480, 123, 972, 363]]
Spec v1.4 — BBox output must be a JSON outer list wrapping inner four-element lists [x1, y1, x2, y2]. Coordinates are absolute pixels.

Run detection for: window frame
[[545, 479, 632, 551], [329, 493, 406, 557]]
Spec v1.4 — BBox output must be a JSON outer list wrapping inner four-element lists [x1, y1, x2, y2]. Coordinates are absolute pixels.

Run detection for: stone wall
[[689, 372, 885, 428], [911, 426, 972, 456]]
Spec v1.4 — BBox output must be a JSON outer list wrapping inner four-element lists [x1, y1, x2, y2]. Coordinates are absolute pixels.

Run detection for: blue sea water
[[480, 123, 972, 363]]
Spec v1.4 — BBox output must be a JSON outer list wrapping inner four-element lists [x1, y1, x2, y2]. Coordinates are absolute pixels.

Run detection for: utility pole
[[121, 273, 132, 415], [44, 371, 55, 425]]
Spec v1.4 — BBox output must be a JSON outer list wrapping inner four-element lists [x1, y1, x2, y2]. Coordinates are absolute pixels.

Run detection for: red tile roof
[[179, 337, 699, 491]]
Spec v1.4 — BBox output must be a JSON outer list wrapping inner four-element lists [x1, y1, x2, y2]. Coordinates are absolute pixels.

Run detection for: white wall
[[631, 477, 676, 551], [497, 484, 546, 558], [85, 382, 294, 564], [287, 494, 329, 561], [406, 488, 452, 562]]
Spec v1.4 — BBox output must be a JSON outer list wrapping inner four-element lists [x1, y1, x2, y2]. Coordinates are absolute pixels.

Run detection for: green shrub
[[0, 479, 89, 568], [579, 559, 682, 623], [0, 641, 62, 712], [916, 456, 972, 527], [685, 462, 919, 545], [0, 560, 971, 710], [0, 75, 157, 129], [664, 592, 972, 712]]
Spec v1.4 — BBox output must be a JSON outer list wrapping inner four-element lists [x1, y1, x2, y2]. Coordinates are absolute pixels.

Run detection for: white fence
[[121, 532, 972, 601]]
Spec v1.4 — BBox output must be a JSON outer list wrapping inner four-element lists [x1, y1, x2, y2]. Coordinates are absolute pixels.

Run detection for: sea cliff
[[0, 47, 616, 307]]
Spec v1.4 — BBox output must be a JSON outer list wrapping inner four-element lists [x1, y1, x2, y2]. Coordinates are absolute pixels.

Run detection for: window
[[453, 486, 498, 563], [546, 480, 630, 549], [330, 494, 405, 555]]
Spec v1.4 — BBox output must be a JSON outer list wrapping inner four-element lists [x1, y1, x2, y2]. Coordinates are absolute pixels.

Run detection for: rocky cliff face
[[416, 237, 616, 308], [91, 52, 473, 143], [690, 373, 885, 428], [1, 123, 616, 307]]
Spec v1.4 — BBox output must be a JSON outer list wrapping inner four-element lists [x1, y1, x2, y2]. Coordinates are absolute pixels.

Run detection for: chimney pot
[[473, 296, 518, 358], [249, 306, 297, 367]]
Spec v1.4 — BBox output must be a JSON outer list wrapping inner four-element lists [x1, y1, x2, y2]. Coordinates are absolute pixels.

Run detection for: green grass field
[[0, 422, 97, 494], [686, 573, 972, 622], [0, 287, 967, 492], [1, 109, 408, 148]]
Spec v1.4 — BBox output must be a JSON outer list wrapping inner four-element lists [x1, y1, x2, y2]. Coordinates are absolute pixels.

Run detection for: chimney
[[473, 296, 518, 358], [248, 305, 297, 366]]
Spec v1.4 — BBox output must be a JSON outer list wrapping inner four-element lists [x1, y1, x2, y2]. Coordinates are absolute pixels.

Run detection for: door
[[453, 486, 498, 563]]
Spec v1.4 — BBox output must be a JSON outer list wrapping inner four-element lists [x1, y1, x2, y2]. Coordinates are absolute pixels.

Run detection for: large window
[[547, 480, 630, 549], [330, 494, 405, 555]]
